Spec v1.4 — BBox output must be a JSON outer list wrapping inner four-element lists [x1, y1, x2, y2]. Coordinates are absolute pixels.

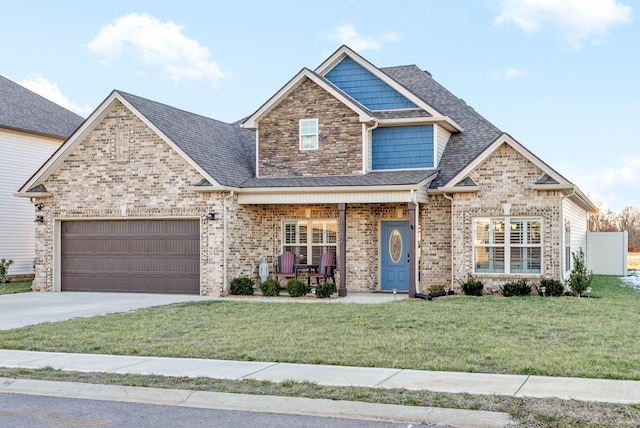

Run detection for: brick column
[[338, 203, 347, 297]]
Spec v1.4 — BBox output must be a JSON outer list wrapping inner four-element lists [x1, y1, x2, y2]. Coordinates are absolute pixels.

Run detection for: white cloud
[[19, 74, 92, 115], [504, 67, 526, 79], [565, 155, 640, 211], [494, 0, 633, 49], [327, 25, 401, 51], [88, 13, 225, 86]]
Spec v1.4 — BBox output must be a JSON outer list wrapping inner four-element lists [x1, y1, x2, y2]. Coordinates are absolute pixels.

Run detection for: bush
[[428, 284, 446, 293], [459, 274, 484, 296], [568, 248, 591, 297], [0, 258, 14, 286], [286, 279, 307, 297], [501, 279, 532, 297], [316, 281, 337, 298], [259, 278, 280, 297], [230, 277, 254, 295], [539, 278, 565, 297]]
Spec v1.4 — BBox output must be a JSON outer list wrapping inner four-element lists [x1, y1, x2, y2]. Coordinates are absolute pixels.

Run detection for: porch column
[[338, 203, 347, 297], [408, 202, 417, 298]]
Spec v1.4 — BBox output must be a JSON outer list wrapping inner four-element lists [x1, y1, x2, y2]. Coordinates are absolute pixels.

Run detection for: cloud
[[566, 155, 640, 211], [494, 0, 633, 49], [328, 25, 401, 51], [19, 74, 92, 115], [88, 13, 225, 86], [504, 67, 526, 79]]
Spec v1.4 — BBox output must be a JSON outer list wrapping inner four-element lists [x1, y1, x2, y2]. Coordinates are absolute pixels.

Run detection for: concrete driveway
[[0, 292, 212, 330]]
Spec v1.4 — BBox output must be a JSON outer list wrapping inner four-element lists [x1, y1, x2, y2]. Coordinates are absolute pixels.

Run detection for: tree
[[568, 249, 591, 297]]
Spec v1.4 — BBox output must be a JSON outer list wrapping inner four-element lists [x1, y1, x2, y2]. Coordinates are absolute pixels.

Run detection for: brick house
[[16, 46, 596, 296]]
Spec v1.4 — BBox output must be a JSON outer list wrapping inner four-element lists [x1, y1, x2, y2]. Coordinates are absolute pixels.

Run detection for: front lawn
[[1, 275, 639, 380], [0, 280, 32, 295]]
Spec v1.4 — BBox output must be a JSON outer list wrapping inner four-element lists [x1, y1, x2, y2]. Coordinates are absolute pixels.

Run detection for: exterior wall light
[[206, 213, 218, 221], [34, 203, 44, 211], [34, 215, 44, 223]]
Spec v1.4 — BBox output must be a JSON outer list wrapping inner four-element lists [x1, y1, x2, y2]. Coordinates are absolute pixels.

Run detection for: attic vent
[[194, 178, 212, 186], [28, 184, 48, 193], [535, 174, 559, 185], [455, 177, 477, 187], [423, 69, 432, 77]]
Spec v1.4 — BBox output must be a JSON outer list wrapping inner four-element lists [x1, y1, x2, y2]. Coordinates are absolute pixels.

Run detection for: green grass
[[2, 275, 640, 380], [0, 280, 32, 295]]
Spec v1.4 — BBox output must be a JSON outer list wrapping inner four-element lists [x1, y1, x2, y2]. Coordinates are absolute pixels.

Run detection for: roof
[[117, 91, 255, 187], [0, 75, 84, 139], [240, 169, 438, 188], [380, 65, 503, 188]]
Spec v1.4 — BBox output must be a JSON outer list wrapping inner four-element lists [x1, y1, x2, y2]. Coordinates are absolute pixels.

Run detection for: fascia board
[[376, 116, 463, 133], [434, 186, 481, 194], [13, 191, 52, 198], [315, 45, 446, 119], [442, 133, 569, 189], [237, 184, 421, 194], [242, 68, 373, 129], [189, 185, 241, 193]]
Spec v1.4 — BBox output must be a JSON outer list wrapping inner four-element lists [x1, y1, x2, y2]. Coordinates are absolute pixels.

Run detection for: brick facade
[[257, 78, 363, 177]]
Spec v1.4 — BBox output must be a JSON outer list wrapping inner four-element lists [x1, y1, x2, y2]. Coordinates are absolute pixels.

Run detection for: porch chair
[[274, 251, 296, 283], [307, 251, 335, 288]]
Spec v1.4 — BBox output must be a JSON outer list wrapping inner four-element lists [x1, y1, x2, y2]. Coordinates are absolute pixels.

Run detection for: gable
[[469, 143, 545, 192], [325, 57, 416, 110]]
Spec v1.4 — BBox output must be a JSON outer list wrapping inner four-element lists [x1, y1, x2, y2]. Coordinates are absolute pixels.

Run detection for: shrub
[[501, 279, 532, 297], [0, 258, 14, 285], [428, 284, 446, 293], [286, 279, 307, 297], [259, 278, 280, 297], [316, 281, 337, 298], [568, 248, 591, 297], [230, 277, 254, 295], [539, 278, 565, 297], [459, 274, 484, 296]]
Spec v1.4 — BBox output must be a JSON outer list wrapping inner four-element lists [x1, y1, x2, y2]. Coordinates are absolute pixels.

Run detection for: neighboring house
[[1, 76, 83, 276], [16, 46, 596, 296]]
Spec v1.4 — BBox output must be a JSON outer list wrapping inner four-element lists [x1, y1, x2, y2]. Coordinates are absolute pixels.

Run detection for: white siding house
[[0, 76, 83, 276]]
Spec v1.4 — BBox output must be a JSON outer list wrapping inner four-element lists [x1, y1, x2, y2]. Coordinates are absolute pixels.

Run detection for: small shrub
[[459, 274, 484, 296], [230, 277, 254, 295], [568, 248, 591, 297], [539, 278, 565, 297], [428, 284, 446, 293], [259, 278, 280, 297], [316, 281, 337, 298], [286, 279, 307, 297], [501, 279, 532, 297], [0, 258, 14, 284]]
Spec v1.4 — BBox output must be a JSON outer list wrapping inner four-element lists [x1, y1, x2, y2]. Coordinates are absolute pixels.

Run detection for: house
[[15, 46, 596, 296], [1, 76, 84, 277]]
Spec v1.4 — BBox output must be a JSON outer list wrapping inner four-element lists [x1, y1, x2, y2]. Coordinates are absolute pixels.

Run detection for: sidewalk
[[2, 349, 640, 404]]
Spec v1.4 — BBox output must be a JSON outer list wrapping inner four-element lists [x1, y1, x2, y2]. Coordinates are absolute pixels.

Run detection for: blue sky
[[2, 0, 637, 211]]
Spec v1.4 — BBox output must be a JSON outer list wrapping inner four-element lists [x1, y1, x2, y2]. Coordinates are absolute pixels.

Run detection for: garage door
[[61, 220, 200, 294]]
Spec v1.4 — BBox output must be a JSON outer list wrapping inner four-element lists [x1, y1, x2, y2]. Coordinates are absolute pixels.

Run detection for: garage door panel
[[61, 220, 200, 294]]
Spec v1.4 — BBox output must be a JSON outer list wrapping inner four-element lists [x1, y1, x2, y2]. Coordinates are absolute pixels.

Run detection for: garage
[[61, 220, 200, 294]]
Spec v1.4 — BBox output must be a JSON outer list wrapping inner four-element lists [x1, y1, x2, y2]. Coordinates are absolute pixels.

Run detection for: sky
[[2, 0, 637, 212]]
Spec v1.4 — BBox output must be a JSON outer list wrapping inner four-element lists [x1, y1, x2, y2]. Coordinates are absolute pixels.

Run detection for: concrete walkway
[[2, 349, 640, 405]]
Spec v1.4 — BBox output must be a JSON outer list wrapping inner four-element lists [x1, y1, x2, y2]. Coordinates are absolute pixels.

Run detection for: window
[[283, 219, 336, 265], [299, 119, 318, 150], [474, 217, 542, 274]]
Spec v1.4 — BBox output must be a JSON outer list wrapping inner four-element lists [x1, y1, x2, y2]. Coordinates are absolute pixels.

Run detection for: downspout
[[222, 190, 235, 294], [443, 192, 454, 289], [364, 120, 379, 172], [559, 187, 576, 279]]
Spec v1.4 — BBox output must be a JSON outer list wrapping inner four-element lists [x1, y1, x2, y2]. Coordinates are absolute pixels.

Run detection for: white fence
[[587, 231, 628, 276]]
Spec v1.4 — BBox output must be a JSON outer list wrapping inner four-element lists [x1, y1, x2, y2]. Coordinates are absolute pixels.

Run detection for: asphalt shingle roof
[[381, 65, 503, 188], [240, 169, 438, 188], [117, 91, 255, 187], [0, 75, 84, 139]]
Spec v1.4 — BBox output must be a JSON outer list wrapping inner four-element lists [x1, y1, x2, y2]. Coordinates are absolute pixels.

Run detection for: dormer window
[[299, 119, 318, 150]]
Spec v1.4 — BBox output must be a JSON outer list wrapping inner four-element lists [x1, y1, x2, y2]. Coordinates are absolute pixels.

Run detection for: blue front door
[[381, 221, 410, 291]]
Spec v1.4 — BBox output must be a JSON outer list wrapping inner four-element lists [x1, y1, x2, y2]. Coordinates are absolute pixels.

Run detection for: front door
[[380, 221, 410, 291]]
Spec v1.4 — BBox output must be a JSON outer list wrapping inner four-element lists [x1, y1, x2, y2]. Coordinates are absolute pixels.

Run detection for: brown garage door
[[61, 220, 200, 294]]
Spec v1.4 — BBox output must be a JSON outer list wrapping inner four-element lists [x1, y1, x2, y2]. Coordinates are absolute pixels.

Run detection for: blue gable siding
[[372, 125, 434, 170], [325, 57, 416, 110]]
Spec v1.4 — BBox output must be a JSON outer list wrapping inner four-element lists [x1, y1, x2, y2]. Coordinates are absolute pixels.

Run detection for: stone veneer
[[257, 78, 363, 177], [449, 143, 562, 294]]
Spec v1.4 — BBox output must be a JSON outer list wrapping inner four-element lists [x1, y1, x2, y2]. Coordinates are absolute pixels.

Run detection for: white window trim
[[472, 216, 543, 275], [282, 219, 337, 266], [299, 118, 318, 150]]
